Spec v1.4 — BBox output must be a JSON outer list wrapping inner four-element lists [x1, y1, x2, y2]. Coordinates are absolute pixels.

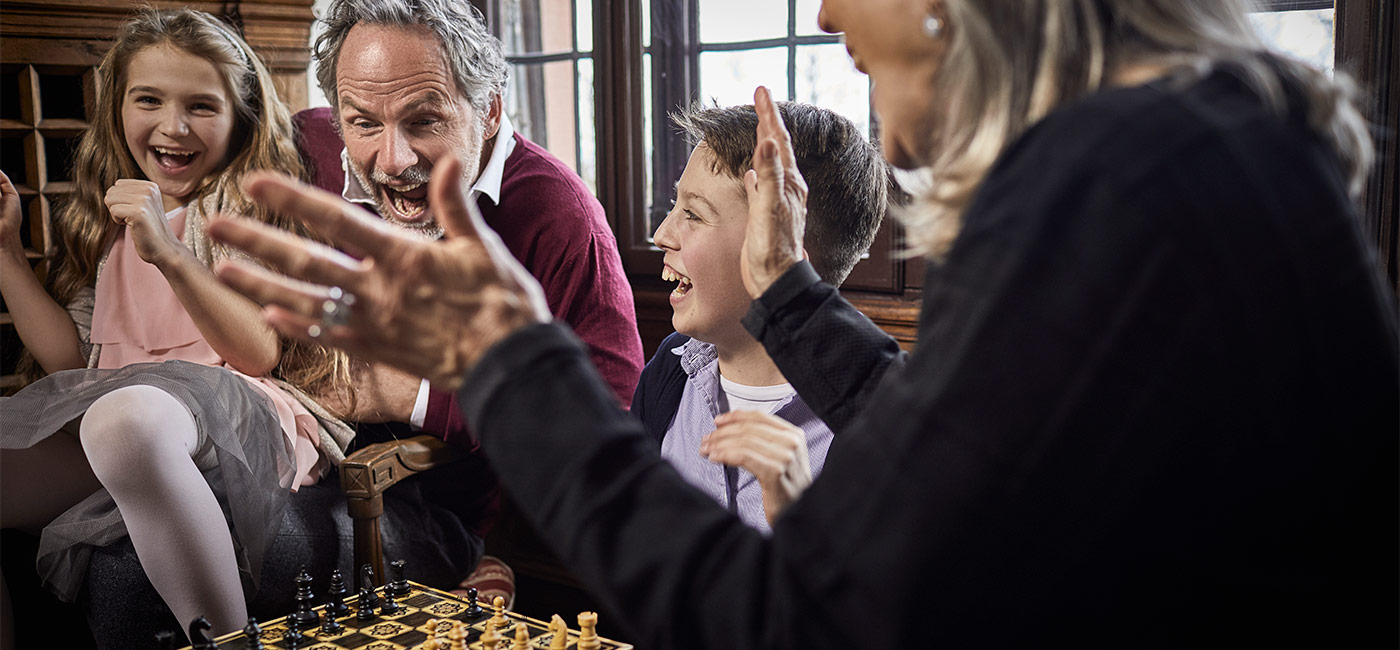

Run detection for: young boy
[[630, 102, 891, 534]]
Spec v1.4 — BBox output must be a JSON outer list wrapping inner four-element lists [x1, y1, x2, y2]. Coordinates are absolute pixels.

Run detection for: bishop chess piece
[[577, 611, 600, 650], [327, 568, 350, 617], [188, 616, 216, 650], [243, 618, 264, 650], [388, 558, 412, 597], [462, 586, 486, 620], [476, 618, 500, 650]]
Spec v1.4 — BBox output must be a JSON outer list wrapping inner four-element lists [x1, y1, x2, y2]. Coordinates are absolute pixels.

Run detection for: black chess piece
[[153, 630, 176, 650], [388, 558, 412, 597], [463, 586, 486, 620], [282, 623, 305, 648], [357, 585, 377, 622], [358, 563, 381, 612], [380, 584, 402, 616], [243, 618, 264, 650], [327, 568, 350, 617], [188, 616, 217, 649], [319, 606, 345, 635], [290, 566, 319, 632]]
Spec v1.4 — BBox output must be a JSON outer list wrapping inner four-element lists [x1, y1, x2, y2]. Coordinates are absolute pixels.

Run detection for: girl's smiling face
[[121, 43, 236, 210]]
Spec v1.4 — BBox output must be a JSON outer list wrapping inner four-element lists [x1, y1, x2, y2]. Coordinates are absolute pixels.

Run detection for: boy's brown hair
[[672, 102, 891, 286]]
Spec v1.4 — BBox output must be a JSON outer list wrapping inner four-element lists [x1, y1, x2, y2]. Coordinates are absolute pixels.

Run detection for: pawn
[[511, 622, 530, 650], [320, 607, 344, 636], [380, 584, 402, 616], [356, 585, 377, 622], [463, 586, 485, 620], [243, 618, 264, 650], [327, 569, 350, 617], [548, 614, 568, 650], [488, 595, 507, 634], [475, 619, 499, 650], [576, 611, 600, 650]]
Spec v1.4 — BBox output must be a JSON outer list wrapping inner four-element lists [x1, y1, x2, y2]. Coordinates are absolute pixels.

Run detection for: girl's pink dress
[[0, 207, 329, 601]]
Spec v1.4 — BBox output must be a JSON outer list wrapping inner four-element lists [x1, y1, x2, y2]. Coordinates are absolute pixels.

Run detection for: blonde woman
[[212, 0, 1396, 647], [0, 9, 351, 640]]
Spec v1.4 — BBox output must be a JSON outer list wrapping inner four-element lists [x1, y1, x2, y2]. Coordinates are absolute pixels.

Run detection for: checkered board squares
[[181, 581, 632, 649]]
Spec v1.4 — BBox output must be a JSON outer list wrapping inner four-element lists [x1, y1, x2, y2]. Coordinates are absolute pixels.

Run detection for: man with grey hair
[[292, 0, 644, 584]]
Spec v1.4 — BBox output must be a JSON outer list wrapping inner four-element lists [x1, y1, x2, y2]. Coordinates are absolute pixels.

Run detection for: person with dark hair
[[211, 0, 1396, 647], [632, 102, 889, 532]]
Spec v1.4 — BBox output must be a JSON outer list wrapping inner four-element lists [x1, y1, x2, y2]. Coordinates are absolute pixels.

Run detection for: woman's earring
[[922, 14, 944, 38]]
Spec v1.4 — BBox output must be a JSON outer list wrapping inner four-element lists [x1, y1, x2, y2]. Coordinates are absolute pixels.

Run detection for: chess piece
[[282, 622, 305, 648], [577, 611, 600, 650], [511, 622, 530, 650], [380, 588, 402, 616], [358, 563, 381, 611], [290, 566, 319, 632], [243, 618, 264, 650], [319, 606, 344, 635], [327, 569, 350, 617], [488, 595, 507, 634], [388, 558, 412, 597], [356, 585, 377, 622], [548, 614, 568, 650], [188, 616, 216, 650], [476, 618, 499, 650], [463, 586, 486, 620], [153, 631, 176, 650]]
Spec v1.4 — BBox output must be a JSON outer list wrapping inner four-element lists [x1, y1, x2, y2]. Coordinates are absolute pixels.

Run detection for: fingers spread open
[[209, 216, 364, 291], [243, 172, 405, 259]]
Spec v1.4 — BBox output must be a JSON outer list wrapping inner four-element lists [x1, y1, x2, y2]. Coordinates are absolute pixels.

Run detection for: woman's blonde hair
[[38, 8, 353, 403], [906, 0, 1373, 258]]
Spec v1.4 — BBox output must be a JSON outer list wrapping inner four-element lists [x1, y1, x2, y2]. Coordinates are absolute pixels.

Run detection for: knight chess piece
[[327, 568, 350, 617], [389, 558, 412, 597], [548, 614, 568, 650], [358, 563, 381, 611], [187, 616, 216, 650]]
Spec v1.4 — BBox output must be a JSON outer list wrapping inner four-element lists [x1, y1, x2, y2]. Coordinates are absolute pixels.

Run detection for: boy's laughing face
[[653, 144, 754, 349]]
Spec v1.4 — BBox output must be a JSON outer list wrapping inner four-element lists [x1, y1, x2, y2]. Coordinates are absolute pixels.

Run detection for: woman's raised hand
[[104, 179, 183, 267], [741, 86, 808, 298], [1, 170, 25, 260], [701, 410, 814, 525], [209, 155, 551, 391]]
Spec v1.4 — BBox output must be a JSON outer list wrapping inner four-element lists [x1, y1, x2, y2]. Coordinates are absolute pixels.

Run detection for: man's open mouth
[[152, 146, 199, 174], [381, 182, 429, 221]]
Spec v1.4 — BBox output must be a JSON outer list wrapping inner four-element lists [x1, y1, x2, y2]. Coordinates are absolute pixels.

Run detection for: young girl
[[0, 9, 353, 640]]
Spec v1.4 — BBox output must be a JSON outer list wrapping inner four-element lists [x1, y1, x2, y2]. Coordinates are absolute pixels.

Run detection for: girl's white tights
[[1, 384, 248, 638]]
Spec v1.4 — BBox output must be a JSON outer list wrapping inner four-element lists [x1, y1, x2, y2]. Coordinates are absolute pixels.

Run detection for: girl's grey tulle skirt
[[0, 360, 297, 602]]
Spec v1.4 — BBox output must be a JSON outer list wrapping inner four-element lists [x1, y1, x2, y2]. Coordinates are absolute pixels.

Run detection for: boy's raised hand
[[741, 86, 808, 298], [209, 155, 550, 391], [701, 410, 814, 525]]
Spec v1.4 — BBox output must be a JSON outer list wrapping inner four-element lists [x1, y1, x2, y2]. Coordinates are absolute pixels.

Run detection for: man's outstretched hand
[[210, 156, 550, 391]]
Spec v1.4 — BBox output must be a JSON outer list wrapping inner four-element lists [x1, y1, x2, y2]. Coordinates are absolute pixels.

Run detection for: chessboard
[[176, 578, 632, 650]]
